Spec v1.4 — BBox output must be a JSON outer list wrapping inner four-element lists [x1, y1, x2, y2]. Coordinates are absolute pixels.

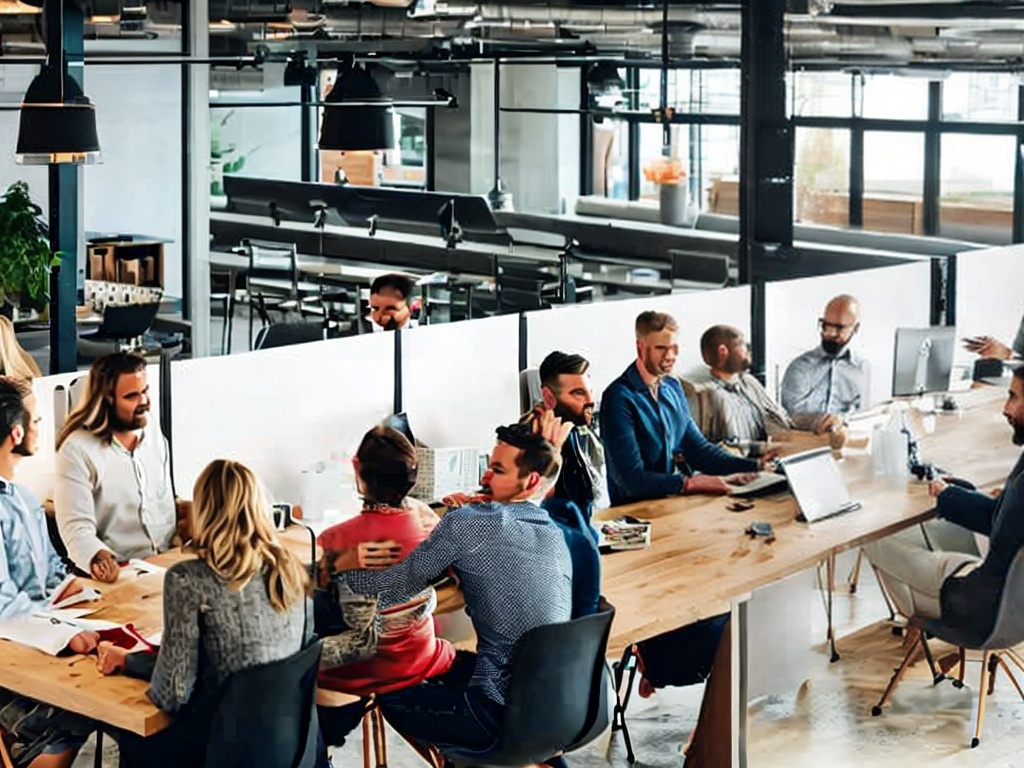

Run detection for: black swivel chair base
[[612, 645, 638, 764]]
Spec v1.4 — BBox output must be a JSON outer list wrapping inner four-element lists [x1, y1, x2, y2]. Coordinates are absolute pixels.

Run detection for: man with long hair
[[54, 352, 175, 583]]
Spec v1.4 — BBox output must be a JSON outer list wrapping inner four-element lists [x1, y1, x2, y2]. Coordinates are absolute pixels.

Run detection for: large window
[[863, 132, 925, 234], [943, 72, 1018, 122], [794, 128, 850, 227], [940, 133, 1015, 243], [861, 74, 929, 120], [792, 71, 852, 117]]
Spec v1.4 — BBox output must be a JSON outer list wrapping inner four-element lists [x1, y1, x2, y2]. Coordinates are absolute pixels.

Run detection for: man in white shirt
[[54, 352, 175, 583], [368, 273, 418, 332]]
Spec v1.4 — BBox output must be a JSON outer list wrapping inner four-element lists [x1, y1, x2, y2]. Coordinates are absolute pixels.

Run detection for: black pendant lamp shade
[[318, 65, 395, 152], [17, 64, 100, 165]]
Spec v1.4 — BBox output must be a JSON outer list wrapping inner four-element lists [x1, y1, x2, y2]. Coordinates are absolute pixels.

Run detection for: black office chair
[[437, 604, 615, 767], [243, 238, 322, 349], [77, 302, 161, 361], [203, 640, 323, 768], [253, 321, 325, 351]]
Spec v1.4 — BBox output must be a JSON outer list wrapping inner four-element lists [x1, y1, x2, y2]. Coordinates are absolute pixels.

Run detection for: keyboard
[[727, 472, 790, 497]]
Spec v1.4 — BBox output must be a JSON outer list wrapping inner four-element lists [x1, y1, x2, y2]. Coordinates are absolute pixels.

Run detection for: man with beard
[[55, 352, 176, 583], [781, 294, 870, 432], [601, 311, 761, 506], [863, 365, 1024, 642], [530, 351, 608, 518]]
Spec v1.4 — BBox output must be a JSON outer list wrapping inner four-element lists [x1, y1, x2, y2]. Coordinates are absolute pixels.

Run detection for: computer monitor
[[892, 326, 957, 397]]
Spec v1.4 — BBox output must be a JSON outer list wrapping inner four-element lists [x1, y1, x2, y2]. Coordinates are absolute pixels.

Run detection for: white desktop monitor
[[892, 326, 957, 397]]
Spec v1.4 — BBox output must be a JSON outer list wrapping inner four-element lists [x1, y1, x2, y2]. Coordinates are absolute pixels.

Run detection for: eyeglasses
[[818, 319, 855, 334]]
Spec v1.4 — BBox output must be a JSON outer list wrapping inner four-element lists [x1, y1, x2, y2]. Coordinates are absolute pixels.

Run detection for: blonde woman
[[0, 315, 42, 381], [90, 459, 378, 768], [96, 459, 309, 766]]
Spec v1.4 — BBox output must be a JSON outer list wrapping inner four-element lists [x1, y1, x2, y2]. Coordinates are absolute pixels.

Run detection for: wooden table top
[[596, 389, 1019, 657]]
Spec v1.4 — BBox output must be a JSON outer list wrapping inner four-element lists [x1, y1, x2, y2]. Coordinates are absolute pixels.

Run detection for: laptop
[[779, 447, 862, 523]]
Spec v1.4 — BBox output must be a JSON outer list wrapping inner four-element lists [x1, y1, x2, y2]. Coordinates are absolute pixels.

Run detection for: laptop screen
[[781, 448, 855, 522]]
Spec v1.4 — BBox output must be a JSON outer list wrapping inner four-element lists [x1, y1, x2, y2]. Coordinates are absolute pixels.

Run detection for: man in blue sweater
[[601, 310, 764, 505]]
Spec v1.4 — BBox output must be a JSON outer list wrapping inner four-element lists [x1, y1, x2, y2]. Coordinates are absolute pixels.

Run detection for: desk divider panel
[[526, 287, 751, 401], [171, 334, 394, 503], [400, 314, 521, 457], [955, 244, 1024, 362], [764, 261, 932, 407]]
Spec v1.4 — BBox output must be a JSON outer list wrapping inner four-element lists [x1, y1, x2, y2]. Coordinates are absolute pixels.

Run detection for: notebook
[[726, 471, 789, 497], [779, 447, 862, 523]]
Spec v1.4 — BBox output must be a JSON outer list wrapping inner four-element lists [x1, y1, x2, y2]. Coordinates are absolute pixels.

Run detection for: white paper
[[0, 614, 86, 655], [49, 587, 102, 611], [120, 559, 166, 578]]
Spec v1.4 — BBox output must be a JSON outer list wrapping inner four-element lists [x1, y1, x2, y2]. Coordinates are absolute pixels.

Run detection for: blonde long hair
[[56, 352, 146, 450], [190, 459, 308, 613], [0, 316, 41, 381]]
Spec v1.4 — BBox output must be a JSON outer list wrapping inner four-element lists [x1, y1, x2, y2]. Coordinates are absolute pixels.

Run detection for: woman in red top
[[317, 426, 455, 695]]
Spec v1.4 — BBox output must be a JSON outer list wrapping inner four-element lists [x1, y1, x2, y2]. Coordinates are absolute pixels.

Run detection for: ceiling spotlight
[[17, 62, 100, 165]]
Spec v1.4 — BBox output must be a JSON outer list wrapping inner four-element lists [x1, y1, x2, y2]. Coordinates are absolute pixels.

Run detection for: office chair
[[871, 547, 1024, 748], [243, 238, 322, 350], [253, 321, 325, 351], [77, 302, 161, 362]]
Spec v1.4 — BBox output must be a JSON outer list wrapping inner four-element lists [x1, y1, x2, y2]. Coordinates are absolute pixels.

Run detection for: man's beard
[[644, 354, 671, 377], [821, 339, 844, 356], [553, 401, 593, 427], [1012, 422, 1024, 446], [384, 317, 400, 331], [111, 410, 147, 431]]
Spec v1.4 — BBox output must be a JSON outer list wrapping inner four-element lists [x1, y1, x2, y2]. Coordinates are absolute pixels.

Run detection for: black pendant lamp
[[17, 61, 101, 165], [318, 64, 395, 152]]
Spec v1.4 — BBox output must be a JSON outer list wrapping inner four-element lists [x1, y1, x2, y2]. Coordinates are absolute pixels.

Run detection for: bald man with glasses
[[780, 294, 870, 434]]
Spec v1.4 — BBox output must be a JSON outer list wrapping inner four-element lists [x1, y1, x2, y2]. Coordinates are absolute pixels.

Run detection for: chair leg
[[826, 553, 840, 662], [611, 645, 637, 764], [995, 655, 1024, 702], [0, 729, 16, 768], [371, 704, 388, 768], [872, 627, 924, 716], [94, 730, 104, 768], [919, 633, 945, 685], [869, 562, 899, 625], [973, 651, 994, 748], [847, 549, 864, 594]]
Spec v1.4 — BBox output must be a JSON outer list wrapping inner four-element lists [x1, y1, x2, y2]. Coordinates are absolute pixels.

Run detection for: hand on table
[[90, 551, 120, 583], [929, 478, 949, 497], [683, 474, 732, 495], [52, 578, 83, 605], [757, 447, 781, 472], [814, 414, 844, 435], [67, 630, 100, 655], [96, 641, 129, 676]]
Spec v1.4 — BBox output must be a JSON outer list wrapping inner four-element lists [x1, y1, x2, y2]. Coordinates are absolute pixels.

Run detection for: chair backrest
[[668, 249, 730, 286], [519, 368, 542, 414], [98, 302, 160, 340], [254, 321, 325, 351], [244, 238, 299, 290], [204, 639, 322, 768], [446, 605, 614, 766], [983, 547, 1024, 649]]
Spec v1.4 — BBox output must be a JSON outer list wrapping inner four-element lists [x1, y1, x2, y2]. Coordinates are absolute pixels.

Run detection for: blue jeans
[[377, 651, 503, 752]]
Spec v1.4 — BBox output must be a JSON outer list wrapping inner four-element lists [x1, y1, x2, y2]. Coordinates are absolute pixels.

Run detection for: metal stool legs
[[612, 644, 638, 764]]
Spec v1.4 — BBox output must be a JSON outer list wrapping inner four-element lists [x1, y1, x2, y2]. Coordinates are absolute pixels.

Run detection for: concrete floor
[[70, 549, 1024, 767]]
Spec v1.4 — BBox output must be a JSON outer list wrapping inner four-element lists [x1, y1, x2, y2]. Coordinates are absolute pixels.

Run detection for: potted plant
[[0, 181, 59, 318]]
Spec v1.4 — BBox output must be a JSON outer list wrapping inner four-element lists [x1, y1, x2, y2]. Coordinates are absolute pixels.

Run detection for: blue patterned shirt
[[343, 500, 572, 706], [0, 476, 66, 619], [780, 345, 870, 429]]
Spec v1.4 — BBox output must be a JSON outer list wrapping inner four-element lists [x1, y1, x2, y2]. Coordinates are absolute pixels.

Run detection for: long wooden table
[[596, 387, 1018, 766]]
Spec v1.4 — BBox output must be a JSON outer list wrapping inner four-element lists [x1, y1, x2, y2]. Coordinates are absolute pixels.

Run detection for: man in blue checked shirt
[[0, 376, 93, 768], [333, 422, 573, 754]]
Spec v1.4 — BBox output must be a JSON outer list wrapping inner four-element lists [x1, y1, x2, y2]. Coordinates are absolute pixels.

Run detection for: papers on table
[[46, 575, 103, 611], [120, 559, 166, 579], [598, 517, 652, 552], [0, 610, 117, 656]]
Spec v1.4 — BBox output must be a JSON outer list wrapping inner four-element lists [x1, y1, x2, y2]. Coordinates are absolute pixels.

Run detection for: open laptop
[[779, 447, 862, 522]]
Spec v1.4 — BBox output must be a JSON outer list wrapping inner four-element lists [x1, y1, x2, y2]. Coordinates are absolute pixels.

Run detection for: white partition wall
[[956, 244, 1024, 356], [526, 287, 751, 399], [401, 314, 521, 456], [764, 261, 933, 406], [171, 335, 394, 501]]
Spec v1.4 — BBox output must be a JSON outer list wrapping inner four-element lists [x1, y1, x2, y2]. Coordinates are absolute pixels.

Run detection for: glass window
[[637, 68, 690, 111], [635, 68, 738, 113], [639, 124, 739, 210], [792, 71, 852, 117], [696, 69, 741, 114], [942, 72, 1018, 122], [940, 133, 1014, 244], [794, 127, 850, 227], [593, 119, 629, 199], [862, 131, 924, 234], [861, 74, 929, 120]]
